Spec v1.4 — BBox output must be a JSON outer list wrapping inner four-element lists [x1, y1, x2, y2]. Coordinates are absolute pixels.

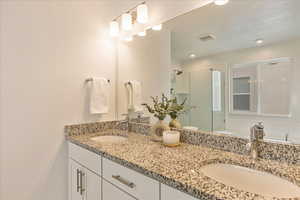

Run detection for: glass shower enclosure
[[171, 68, 225, 132]]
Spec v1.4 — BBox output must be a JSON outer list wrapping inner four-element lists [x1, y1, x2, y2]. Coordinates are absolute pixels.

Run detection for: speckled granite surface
[[129, 122, 300, 164], [66, 129, 300, 200]]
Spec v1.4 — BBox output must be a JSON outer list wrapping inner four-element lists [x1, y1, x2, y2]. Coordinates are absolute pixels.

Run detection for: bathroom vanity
[[66, 121, 300, 200], [68, 140, 197, 200]]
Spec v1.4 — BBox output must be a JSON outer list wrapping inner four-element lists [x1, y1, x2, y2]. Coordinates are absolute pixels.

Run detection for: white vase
[[150, 120, 170, 142]]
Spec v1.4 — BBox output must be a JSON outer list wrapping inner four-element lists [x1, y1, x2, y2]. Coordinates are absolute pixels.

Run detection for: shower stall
[[171, 68, 226, 132]]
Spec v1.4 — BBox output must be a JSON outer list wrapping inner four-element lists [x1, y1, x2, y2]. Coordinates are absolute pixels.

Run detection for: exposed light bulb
[[137, 31, 146, 37], [137, 4, 148, 24], [214, 0, 229, 5], [121, 13, 133, 31], [256, 39, 264, 45], [152, 24, 162, 31], [109, 21, 119, 37]]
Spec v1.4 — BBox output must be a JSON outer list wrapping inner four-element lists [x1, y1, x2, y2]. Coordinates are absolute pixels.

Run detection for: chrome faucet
[[247, 122, 265, 160], [112, 114, 130, 134], [284, 133, 289, 142]]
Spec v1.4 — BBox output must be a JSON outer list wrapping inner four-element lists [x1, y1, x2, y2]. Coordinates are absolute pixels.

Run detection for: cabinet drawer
[[103, 158, 159, 200], [161, 184, 199, 200], [103, 179, 136, 200], [68, 142, 101, 175]]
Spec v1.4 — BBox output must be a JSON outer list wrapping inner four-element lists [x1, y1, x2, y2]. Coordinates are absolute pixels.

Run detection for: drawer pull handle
[[112, 175, 136, 188]]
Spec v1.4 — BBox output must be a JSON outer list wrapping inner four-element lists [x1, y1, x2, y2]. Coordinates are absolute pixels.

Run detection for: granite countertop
[[67, 130, 300, 200]]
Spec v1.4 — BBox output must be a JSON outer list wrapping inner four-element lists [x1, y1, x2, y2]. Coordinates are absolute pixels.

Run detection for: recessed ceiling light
[[189, 54, 196, 58], [256, 39, 264, 45], [214, 0, 229, 6]]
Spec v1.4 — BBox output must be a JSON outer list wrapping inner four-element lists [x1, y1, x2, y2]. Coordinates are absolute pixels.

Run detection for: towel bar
[[85, 78, 110, 83]]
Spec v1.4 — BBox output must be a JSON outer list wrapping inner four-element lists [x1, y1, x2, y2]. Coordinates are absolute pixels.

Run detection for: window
[[230, 58, 292, 117], [233, 77, 250, 111]]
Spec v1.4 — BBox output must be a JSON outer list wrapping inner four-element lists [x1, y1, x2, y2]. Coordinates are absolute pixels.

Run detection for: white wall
[[117, 29, 171, 122], [0, 2, 119, 200], [183, 38, 300, 142], [0, 1, 211, 200]]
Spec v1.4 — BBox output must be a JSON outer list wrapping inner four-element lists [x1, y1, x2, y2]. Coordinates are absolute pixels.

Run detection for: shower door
[[174, 68, 225, 132]]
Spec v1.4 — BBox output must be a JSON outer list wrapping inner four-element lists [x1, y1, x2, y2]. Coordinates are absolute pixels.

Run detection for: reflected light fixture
[[109, 21, 119, 37], [121, 13, 133, 31], [137, 3, 148, 24], [152, 24, 162, 31], [189, 53, 196, 58], [256, 39, 264, 45], [214, 0, 229, 5]]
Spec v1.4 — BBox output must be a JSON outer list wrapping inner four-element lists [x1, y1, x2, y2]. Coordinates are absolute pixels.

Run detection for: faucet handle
[[284, 133, 289, 142], [246, 142, 252, 151], [257, 122, 264, 129]]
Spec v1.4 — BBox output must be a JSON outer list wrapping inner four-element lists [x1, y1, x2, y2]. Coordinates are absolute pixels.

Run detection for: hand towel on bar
[[90, 78, 110, 114], [131, 80, 143, 112]]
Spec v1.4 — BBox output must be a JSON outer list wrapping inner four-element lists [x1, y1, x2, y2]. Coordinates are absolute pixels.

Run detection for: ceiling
[[166, 0, 300, 64]]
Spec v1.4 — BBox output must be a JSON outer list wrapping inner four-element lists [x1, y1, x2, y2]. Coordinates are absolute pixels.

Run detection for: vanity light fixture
[[137, 3, 148, 24], [189, 53, 196, 58], [214, 0, 229, 5], [152, 24, 162, 31], [256, 39, 264, 45], [121, 13, 133, 31], [109, 21, 119, 37]]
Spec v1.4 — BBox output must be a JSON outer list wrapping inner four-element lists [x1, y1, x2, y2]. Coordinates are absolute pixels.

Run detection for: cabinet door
[[69, 159, 83, 200], [161, 184, 199, 200], [82, 168, 101, 200], [103, 180, 136, 200]]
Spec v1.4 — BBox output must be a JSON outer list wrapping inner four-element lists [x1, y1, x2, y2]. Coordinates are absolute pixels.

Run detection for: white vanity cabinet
[[103, 179, 136, 200], [68, 142, 200, 200], [102, 157, 159, 200], [68, 143, 102, 200], [69, 160, 84, 200], [161, 184, 199, 200]]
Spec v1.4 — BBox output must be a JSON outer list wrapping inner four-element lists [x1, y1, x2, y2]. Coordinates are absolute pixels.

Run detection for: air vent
[[199, 34, 216, 42]]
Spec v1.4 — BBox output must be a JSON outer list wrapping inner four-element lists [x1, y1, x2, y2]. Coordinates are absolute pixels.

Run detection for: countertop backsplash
[[65, 120, 300, 164]]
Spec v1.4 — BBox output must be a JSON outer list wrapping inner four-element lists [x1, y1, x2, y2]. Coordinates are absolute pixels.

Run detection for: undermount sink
[[90, 136, 128, 143], [200, 164, 300, 198]]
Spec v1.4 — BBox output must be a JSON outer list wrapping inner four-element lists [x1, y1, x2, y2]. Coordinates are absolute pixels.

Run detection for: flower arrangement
[[168, 97, 187, 120], [142, 93, 194, 138], [141, 94, 170, 120], [142, 93, 191, 121]]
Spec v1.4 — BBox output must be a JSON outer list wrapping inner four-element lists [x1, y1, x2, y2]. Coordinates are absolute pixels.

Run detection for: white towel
[[90, 78, 110, 114], [128, 80, 143, 112]]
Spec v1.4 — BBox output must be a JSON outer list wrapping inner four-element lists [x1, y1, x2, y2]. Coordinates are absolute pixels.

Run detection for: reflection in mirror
[[118, 0, 300, 144]]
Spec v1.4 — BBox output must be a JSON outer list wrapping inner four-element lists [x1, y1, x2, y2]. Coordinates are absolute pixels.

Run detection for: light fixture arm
[[112, 1, 146, 22]]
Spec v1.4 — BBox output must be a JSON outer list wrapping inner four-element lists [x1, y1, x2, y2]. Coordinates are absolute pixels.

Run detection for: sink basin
[[200, 164, 300, 198], [90, 136, 128, 143]]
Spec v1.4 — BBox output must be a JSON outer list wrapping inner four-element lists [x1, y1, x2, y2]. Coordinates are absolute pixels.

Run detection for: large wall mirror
[[117, 0, 300, 144]]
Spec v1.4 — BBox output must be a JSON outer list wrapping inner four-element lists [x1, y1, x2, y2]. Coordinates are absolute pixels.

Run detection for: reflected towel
[[128, 80, 143, 112]]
